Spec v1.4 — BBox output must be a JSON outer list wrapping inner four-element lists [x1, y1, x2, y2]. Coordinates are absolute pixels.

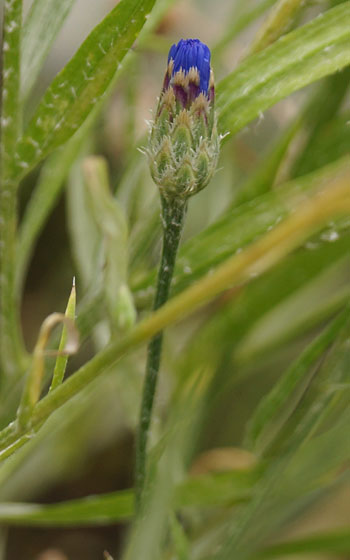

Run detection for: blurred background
[[1, 0, 349, 558]]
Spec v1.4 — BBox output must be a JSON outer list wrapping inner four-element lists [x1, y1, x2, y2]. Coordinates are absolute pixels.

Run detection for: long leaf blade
[[0, 469, 257, 526], [260, 529, 350, 558], [21, 0, 76, 100], [245, 309, 348, 454], [217, 3, 350, 136]]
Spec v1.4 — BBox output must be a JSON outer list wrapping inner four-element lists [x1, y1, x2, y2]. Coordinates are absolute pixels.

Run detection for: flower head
[[148, 39, 220, 199]]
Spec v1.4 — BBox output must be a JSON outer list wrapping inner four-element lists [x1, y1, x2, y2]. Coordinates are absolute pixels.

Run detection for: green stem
[[0, 0, 27, 379], [135, 195, 187, 508], [0, 179, 26, 378]]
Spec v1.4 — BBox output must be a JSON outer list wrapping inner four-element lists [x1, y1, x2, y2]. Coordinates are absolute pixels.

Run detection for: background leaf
[[217, 3, 350, 136], [0, 468, 257, 526], [259, 529, 350, 558], [244, 309, 348, 454], [11, 0, 157, 180], [21, 0, 77, 100]]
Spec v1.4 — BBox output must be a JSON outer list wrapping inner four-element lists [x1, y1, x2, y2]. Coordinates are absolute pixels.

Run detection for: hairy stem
[[135, 195, 187, 508], [0, 0, 27, 379]]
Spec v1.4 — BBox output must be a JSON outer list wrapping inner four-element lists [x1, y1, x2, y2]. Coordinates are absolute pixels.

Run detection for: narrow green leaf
[[174, 469, 258, 508], [292, 67, 350, 177], [294, 113, 350, 177], [17, 311, 79, 428], [0, 491, 133, 526], [1, 0, 23, 161], [16, 135, 84, 292], [21, 0, 76, 100], [234, 118, 301, 205], [169, 513, 190, 560], [49, 280, 77, 391], [212, 0, 276, 58], [11, 0, 157, 180], [259, 529, 350, 557], [217, 3, 350, 136], [0, 469, 257, 526], [235, 253, 350, 363], [66, 150, 102, 293], [245, 309, 348, 454], [0, 0, 27, 378], [214, 410, 350, 560], [83, 157, 136, 331], [232, 65, 349, 206], [250, 0, 310, 54], [212, 311, 350, 558], [268, 308, 350, 454]]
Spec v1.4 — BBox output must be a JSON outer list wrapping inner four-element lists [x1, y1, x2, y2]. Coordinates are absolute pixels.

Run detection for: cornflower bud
[[148, 38, 220, 199]]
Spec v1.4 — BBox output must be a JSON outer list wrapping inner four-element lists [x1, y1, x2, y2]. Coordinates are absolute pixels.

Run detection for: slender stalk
[[135, 195, 187, 508], [0, 0, 27, 379]]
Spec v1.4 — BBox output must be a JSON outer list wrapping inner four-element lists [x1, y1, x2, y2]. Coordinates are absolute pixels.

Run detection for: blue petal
[[167, 43, 178, 64], [167, 38, 211, 95]]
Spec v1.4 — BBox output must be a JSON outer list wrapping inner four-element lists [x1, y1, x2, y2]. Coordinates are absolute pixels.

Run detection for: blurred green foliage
[[0, 0, 349, 558]]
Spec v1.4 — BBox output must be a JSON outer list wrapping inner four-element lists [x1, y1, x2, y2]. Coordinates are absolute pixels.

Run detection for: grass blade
[[0, 468, 257, 526], [259, 529, 350, 557], [250, 0, 310, 54], [212, 0, 276, 58], [83, 157, 136, 331], [214, 412, 350, 560], [21, 0, 76, 100], [212, 310, 350, 560], [217, 3, 350, 136], [49, 280, 77, 391], [245, 309, 348, 454], [0, 491, 133, 526], [11, 0, 157, 180], [0, 0, 27, 377], [16, 136, 84, 292]]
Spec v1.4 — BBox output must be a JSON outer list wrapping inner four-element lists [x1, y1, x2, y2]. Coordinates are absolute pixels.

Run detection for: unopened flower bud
[[148, 38, 220, 199]]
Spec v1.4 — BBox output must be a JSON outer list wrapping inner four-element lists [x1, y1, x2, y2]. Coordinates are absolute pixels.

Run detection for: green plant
[[0, 0, 349, 558]]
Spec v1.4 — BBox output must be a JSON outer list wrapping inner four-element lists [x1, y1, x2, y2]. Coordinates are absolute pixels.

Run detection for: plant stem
[[0, 0, 27, 379], [0, 179, 27, 378], [135, 195, 187, 508]]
